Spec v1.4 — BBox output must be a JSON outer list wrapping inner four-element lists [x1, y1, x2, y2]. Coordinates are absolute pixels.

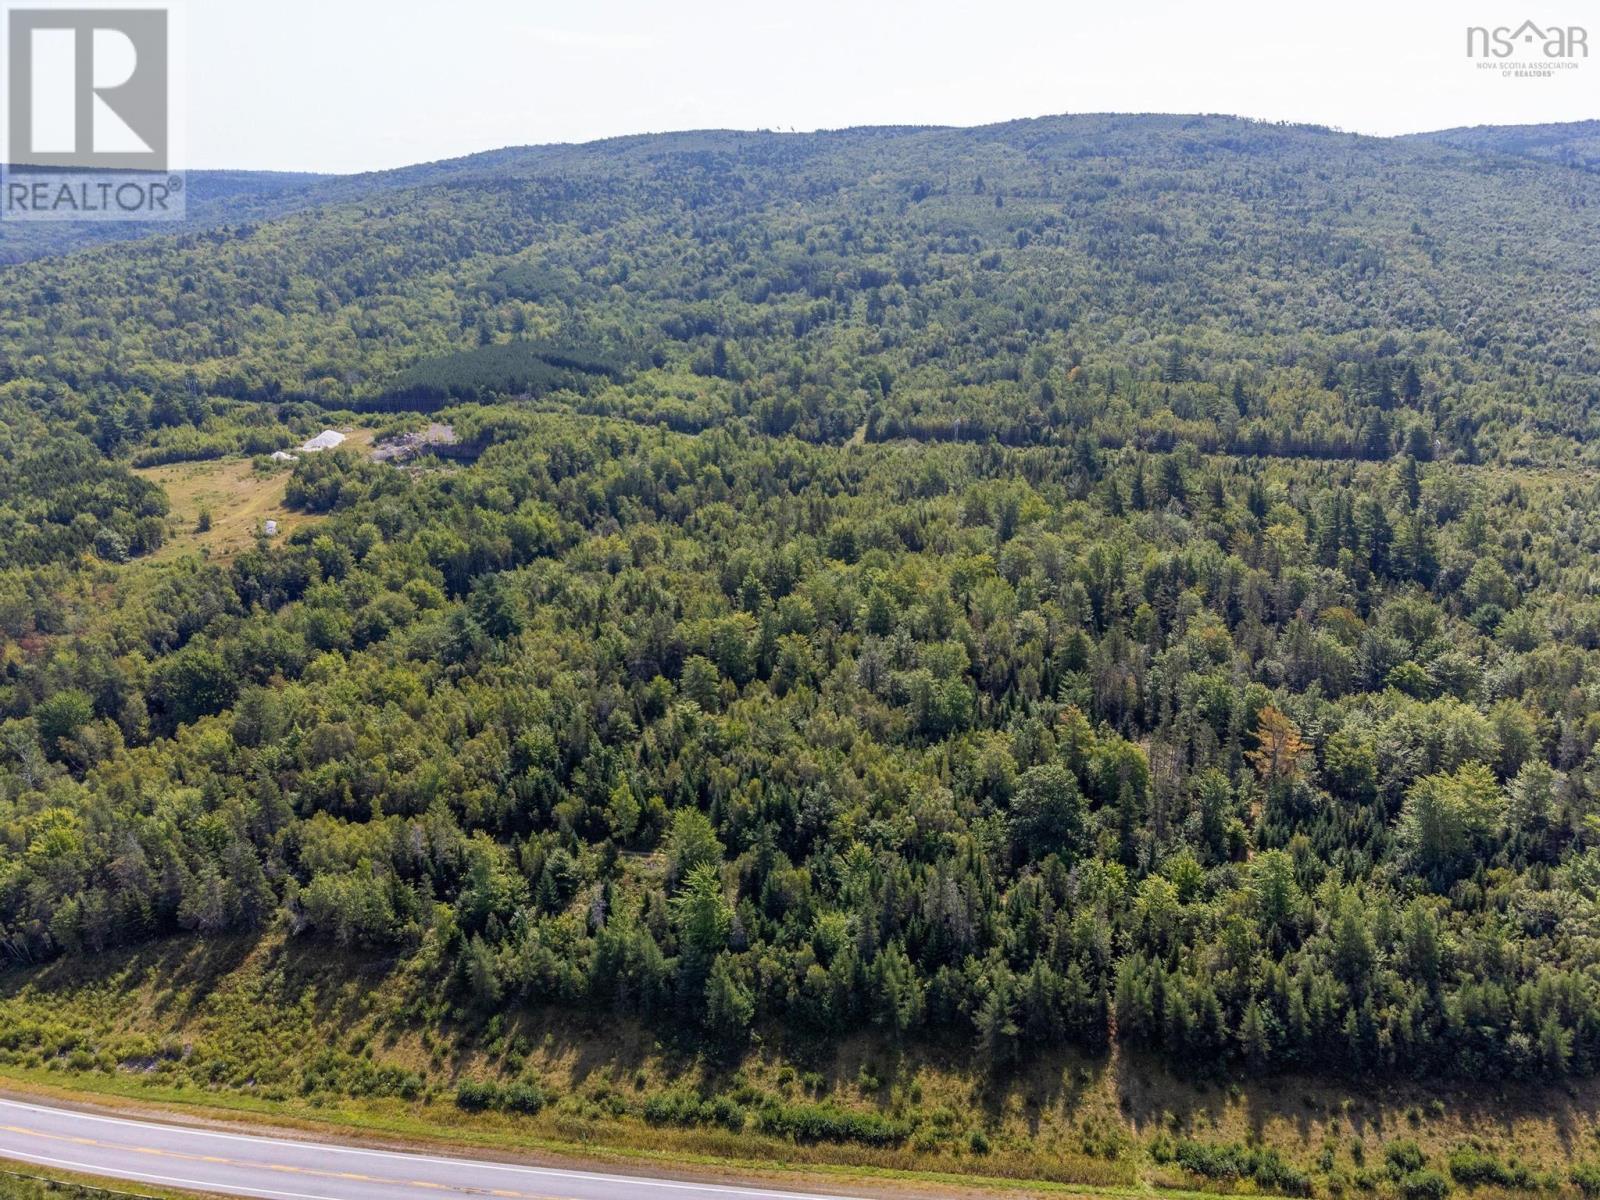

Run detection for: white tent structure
[[299, 430, 346, 452]]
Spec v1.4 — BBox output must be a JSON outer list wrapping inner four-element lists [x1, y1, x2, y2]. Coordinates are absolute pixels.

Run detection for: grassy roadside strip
[[0, 1162, 222, 1199], [0, 1068, 1252, 1200]]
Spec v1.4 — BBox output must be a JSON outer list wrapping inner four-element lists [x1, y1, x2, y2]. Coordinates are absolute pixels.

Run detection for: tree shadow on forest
[[12, 932, 263, 1022], [755, 1026, 1093, 1132], [14, 934, 1600, 1169], [1105, 1049, 1599, 1163], [5, 931, 407, 1034]]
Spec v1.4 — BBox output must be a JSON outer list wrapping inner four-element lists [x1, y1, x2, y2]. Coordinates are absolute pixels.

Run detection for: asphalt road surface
[[0, 1097, 869, 1200]]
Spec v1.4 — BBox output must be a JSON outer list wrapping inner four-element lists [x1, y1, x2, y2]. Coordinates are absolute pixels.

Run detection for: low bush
[[1155, 1138, 1313, 1197], [454, 1078, 546, 1115], [1447, 1145, 1534, 1189], [1387, 1140, 1428, 1176], [1401, 1168, 1452, 1200], [1572, 1163, 1600, 1197], [641, 1090, 746, 1131], [753, 1100, 909, 1147]]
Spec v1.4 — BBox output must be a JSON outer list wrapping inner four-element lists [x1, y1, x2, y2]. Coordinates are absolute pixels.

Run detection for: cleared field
[[135, 430, 375, 562]]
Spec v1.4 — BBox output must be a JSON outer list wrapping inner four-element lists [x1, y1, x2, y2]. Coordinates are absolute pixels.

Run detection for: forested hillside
[[5, 114, 1600, 1186], [0, 169, 328, 264], [1413, 120, 1600, 173]]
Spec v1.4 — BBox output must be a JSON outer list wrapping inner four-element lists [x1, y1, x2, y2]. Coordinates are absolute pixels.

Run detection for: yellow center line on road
[[0, 1121, 575, 1200]]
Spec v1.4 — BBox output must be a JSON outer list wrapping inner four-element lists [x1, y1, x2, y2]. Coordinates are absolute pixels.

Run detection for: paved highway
[[0, 1097, 869, 1200]]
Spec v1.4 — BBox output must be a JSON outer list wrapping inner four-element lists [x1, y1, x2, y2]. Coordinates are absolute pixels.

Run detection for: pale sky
[[184, 0, 1600, 173]]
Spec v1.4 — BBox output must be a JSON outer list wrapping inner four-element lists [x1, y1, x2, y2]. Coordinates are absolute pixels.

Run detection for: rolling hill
[[4, 114, 1600, 1195]]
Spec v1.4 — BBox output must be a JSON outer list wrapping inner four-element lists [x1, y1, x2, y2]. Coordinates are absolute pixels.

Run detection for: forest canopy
[[3, 115, 1600, 1088]]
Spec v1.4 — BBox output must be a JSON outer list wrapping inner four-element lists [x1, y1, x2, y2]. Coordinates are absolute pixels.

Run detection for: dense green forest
[[1410, 121, 1600, 174], [6, 113, 1600, 1125]]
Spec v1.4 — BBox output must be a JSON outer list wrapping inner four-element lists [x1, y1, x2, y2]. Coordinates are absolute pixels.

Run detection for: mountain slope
[[2, 115, 1599, 465], [0, 169, 330, 263], [1411, 119, 1600, 172], [6, 115, 1600, 1192]]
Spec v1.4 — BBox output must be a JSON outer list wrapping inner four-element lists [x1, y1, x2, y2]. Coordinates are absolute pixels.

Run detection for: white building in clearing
[[264, 520, 279, 536], [299, 429, 347, 452]]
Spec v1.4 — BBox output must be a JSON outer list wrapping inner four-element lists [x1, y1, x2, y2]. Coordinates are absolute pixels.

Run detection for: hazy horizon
[[180, 0, 1600, 173], [181, 110, 1600, 177]]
